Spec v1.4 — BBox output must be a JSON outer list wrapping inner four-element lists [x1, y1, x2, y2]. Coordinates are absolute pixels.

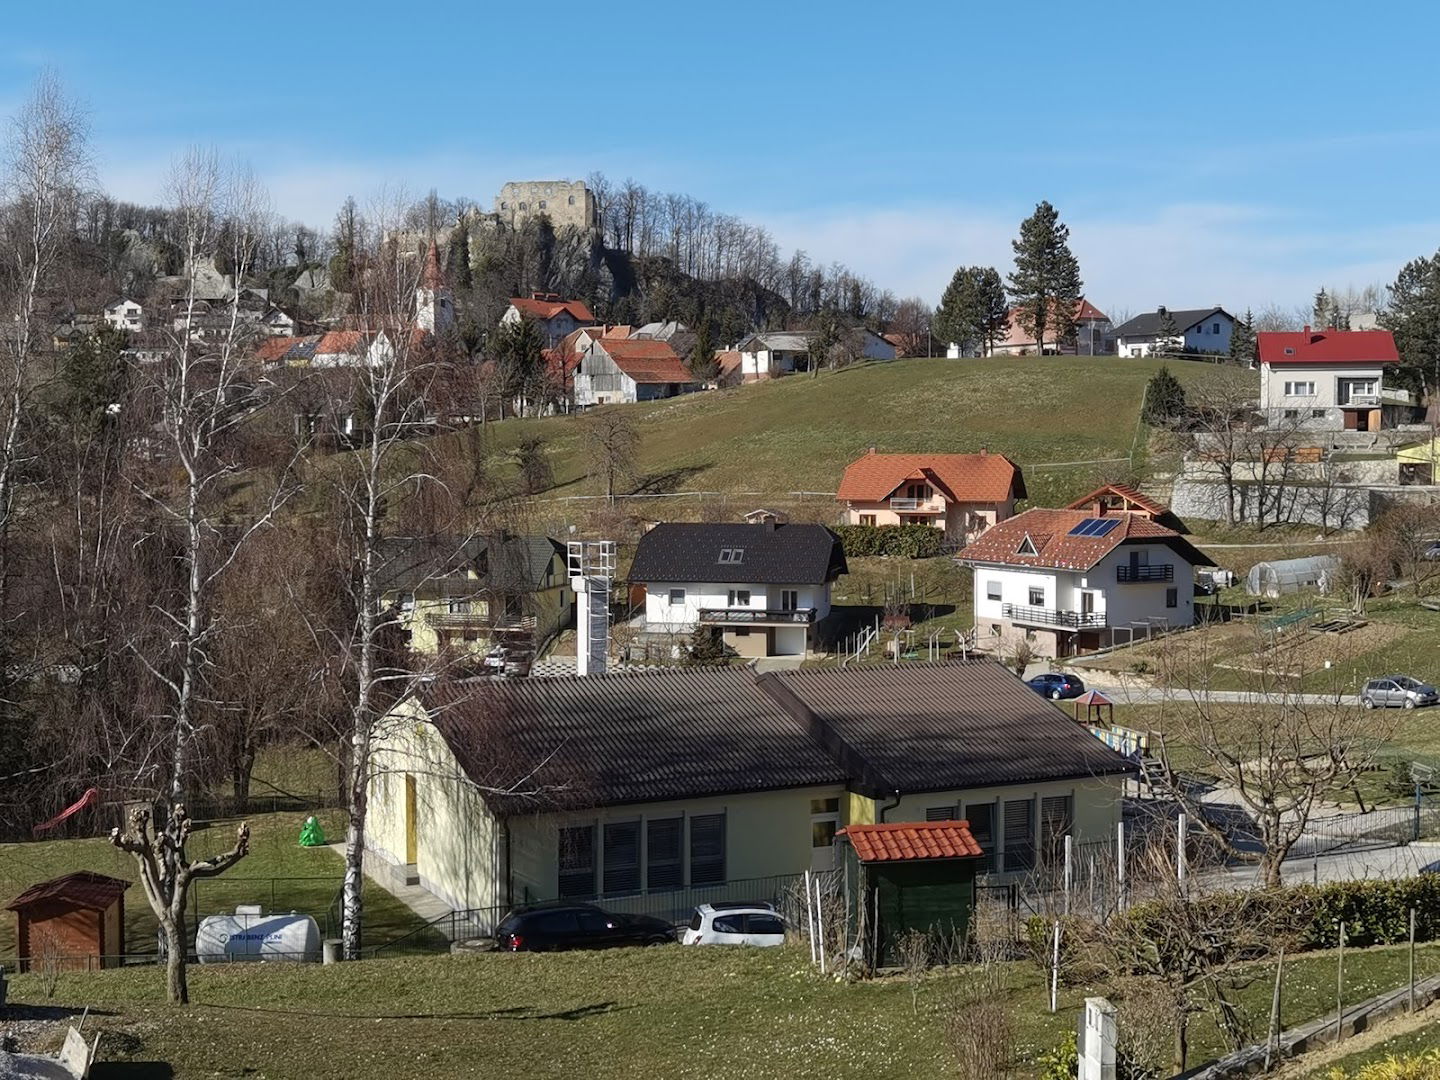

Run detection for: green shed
[[837, 821, 983, 969]]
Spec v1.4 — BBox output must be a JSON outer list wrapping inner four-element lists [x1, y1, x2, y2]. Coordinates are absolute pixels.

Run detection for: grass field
[[7, 940, 1440, 1078]]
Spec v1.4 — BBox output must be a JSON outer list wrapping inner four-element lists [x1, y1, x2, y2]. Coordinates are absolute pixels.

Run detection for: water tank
[[195, 908, 322, 964]]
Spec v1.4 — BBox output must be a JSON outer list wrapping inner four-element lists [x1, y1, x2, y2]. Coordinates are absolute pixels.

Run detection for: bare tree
[[583, 409, 639, 504]]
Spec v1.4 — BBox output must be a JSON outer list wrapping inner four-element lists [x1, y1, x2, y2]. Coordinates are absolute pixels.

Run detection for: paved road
[[1020, 662, 1363, 707]]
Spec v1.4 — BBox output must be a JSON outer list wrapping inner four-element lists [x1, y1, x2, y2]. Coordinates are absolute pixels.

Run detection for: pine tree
[[1142, 365, 1188, 427], [682, 627, 733, 667], [975, 267, 1009, 355], [1007, 201, 1082, 354], [446, 218, 473, 290], [1154, 307, 1179, 359], [1382, 249, 1440, 398], [1313, 287, 1330, 328], [688, 322, 718, 381], [1228, 308, 1257, 366], [933, 266, 1008, 355], [932, 267, 977, 353]]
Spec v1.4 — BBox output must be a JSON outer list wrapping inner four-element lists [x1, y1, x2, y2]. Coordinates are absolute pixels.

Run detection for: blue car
[[1027, 672, 1086, 700]]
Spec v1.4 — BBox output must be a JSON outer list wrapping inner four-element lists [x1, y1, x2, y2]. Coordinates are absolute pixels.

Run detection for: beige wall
[[842, 496, 1014, 542]]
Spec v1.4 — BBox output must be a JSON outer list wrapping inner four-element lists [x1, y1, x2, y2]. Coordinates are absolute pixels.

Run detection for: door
[[1080, 591, 1095, 616], [810, 797, 840, 871], [404, 774, 418, 865], [1382, 680, 1402, 707]]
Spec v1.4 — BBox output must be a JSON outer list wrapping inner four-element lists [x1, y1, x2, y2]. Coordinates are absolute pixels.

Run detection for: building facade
[[836, 450, 1025, 544], [1113, 307, 1235, 357], [1257, 327, 1403, 431], [493, 180, 598, 232]]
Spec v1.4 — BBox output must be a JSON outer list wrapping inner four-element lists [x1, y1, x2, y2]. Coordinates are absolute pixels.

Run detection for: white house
[[1112, 307, 1235, 357], [628, 521, 847, 658], [102, 298, 143, 333], [501, 293, 595, 348], [736, 329, 896, 382], [1256, 327, 1404, 432], [572, 338, 700, 407], [960, 506, 1214, 658]]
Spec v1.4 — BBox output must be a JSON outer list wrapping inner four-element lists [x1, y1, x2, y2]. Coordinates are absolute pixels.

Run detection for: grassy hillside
[[419, 355, 1236, 511]]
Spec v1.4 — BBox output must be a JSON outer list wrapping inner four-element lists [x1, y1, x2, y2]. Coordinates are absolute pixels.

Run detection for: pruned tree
[[1007, 201, 1082, 355], [583, 408, 640, 503]]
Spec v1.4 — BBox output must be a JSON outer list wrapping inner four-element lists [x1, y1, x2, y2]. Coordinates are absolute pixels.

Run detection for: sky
[[2, 0, 1438, 317]]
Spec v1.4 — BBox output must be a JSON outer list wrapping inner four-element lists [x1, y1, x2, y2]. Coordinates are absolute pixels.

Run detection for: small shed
[[1246, 555, 1339, 598], [838, 821, 984, 968], [6, 871, 130, 972], [1071, 689, 1115, 727]]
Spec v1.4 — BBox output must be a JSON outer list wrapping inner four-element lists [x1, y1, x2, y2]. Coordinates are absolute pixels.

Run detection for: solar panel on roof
[[1068, 518, 1120, 537], [1092, 518, 1119, 536]]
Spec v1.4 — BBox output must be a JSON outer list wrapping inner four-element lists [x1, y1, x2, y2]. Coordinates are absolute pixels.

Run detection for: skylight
[[718, 548, 745, 564], [1068, 518, 1120, 537]]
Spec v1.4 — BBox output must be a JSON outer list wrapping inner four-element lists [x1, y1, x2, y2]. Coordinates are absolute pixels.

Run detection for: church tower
[[415, 239, 454, 334]]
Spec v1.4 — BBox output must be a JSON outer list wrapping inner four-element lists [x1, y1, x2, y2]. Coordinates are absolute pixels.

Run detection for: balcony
[[1116, 564, 1173, 583], [1002, 603, 1106, 629], [888, 497, 942, 513], [698, 608, 815, 625], [1340, 394, 1380, 407]]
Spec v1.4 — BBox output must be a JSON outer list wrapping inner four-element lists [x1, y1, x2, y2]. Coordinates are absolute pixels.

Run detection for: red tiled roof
[[7, 871, 131, 912], [1065, 483, 1169, 518], [837, 451, 1024, 504], [1074, 689, 1113, 706], [999, 298, 1110, 348], [509, 296, 596, 324], [596, 338, 694, 384], [255, 336, 297, 364], [315, 329, 367, 355], [1257, 328, 1399, 366], [839, 821, 984, 863], [960, 507, 1213, 571], [716, 350, 742, 376]]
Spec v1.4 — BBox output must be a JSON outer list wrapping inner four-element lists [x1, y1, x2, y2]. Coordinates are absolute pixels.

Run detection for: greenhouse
[[1245, 555, 1340, 598]]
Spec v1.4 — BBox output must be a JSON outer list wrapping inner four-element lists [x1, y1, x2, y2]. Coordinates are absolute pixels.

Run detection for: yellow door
[[404, 774, 418, 865]]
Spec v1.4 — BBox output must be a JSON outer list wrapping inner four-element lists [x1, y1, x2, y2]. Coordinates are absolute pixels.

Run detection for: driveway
[[1019, 662, 1362, 707]]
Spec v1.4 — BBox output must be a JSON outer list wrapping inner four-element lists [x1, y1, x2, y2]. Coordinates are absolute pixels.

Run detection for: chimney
[[1303, 324, 1311, 335], [1157, 305, 1167, 316], [980, 445, 988, 456]]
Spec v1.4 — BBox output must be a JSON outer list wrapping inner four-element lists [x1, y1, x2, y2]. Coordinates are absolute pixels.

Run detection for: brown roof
[[999, 298, 1110, 348], [839, 821, 984, 863], [315, 329, 367, 356], [836, 451, 1025, 504], [255, 336, 297, 364], [7, 871, 131, 912], [509, 295, 595, 324], [716, 350, 742, 378], [421, 241, 446, 290], [596, 338, 694, 384], [959, 507, 1214, 571], [1065, 483, 1170, 518]]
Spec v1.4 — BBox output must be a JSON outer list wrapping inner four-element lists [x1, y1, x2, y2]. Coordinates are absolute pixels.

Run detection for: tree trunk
[[162, 909, 189, 1005], [232, 740, 255, 813], [1173, 1011, 1189, 1073], [342, 809, 365, 960]]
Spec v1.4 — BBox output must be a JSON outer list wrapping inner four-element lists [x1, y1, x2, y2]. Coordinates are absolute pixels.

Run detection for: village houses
[[989, 298, 1112, 356], [735, 328, 895, 381], [572, 336, 699, 406], [836, 449, 1025, 545], [501, 292, 596, 347], [1256, 326, 1405, 432], [1112, 306, 1235, 357]]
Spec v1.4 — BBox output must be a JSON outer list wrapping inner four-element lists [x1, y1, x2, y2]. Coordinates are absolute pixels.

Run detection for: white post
[[1063, 835, 1074, 916], [1080, 997, 1117, 1080], [1050, 920, 1061, 1013], [1176, 812, 1188, 889], [803, 870, 816, 965], [814, 876, 827, 975], [1115, 821, 1126, 907]]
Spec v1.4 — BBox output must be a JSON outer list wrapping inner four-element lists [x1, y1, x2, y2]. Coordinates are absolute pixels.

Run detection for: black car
[[494, 902, 676, 952], [1026, 672, 1086, 700]]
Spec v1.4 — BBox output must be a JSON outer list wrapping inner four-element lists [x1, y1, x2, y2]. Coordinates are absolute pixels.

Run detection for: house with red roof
[[501, 292, 596, 347], [573, 337, 700, 406], [960, 506, 1214, 658], [1257, 326, 1404, 432], [991, 298, 1112, 356], [836, 449, 1025, 545]]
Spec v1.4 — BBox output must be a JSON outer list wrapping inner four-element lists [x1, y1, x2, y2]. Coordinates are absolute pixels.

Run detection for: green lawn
[[0, 810, 434, 959], [6, 940, 1440, 1078]]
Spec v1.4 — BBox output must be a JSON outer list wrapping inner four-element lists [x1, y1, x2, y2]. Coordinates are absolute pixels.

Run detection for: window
[[500, 201, 507, 209], [1017, 534, 1038, 556], [532, 910, 580, 934], [1166, 587, 1178, 608], [689, 813, 726, 885], [518, 201, 527, 210], [1003, 798, 1034, 872], [925, 805, 958, 821], [1283, 409, 1299, 419], [568, 195, 576, 206], [1039, 795, 1074, 864], [398, 592, 415, 614], [602, 821, 640, 895], [718, 548, 745, 564], [446, 597, 471, 615], [747, 914, 786, 935], [558, 824, 596, 898], [1312, 408, 1327, 418], [859, 514, 876, 526], [712, 915, 745, 934], [1212, 322, 1220, 334], [965, 803, 995, 873], [986, 581, 1002, 602], [905, 483, 933, 500], [668, 588, 685, 606], [1028, 587, 1045, 606], [1284, 381, 1316, 396], [646, 817, 683, 891], [780, 589, 799, 611], [727, 589, 751, 607]]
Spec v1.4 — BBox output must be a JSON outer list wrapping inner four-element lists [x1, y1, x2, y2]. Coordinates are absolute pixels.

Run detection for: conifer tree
[[688, 322, 718, 381], [1382, 249, 1440, 397], [1007, 201, 1082, 354], [1142, 365, 1188, 427], [1228, 308, 1257, 366], [932, 266, 976, 353]]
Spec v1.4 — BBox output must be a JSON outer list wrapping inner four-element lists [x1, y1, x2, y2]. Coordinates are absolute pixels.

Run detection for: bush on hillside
[[835, 524, 945, 559]]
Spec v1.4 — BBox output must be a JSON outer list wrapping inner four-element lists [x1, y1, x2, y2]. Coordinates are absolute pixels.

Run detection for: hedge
[[834, 524, 946, 559]]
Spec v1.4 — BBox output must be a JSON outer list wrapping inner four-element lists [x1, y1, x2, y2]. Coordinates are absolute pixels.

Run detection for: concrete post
[[1080, 996, 1117, 1080]]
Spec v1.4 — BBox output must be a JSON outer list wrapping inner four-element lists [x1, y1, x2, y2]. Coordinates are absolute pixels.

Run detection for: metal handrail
[[1002, 603, 1107, 628], [698, 608, 814, 624], [1116, 564, 1173, 582]]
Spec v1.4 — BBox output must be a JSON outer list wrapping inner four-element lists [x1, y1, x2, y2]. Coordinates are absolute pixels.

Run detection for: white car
[[681, 902, 787, 947]]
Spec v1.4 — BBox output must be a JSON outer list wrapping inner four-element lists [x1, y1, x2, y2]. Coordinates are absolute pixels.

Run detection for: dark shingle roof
[[628, 523, 846, 585], [377, 535, 563, 595], [1113, 307, 1231, 337], [768, 665, 1135, 794]]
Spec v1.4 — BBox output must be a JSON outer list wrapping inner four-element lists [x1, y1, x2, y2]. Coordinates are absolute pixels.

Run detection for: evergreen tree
[[1382, 249, 1440, 398], [446, 218, 473, 290], [688, 322, 718, 381], [57, 325, 129, 439], [1007, 201, 1082, 354], [1154, 307, 1179, 359], [1142, 365, 1188, 427], [932, 266, 977, 352], [682, 627, 733, 667], [491, 317, 545, 415], [933, 265, 1008, 355], [1313, 287, 1330, 328], [975, 267, 1009, 355], [1228, 308, 1257, 366]]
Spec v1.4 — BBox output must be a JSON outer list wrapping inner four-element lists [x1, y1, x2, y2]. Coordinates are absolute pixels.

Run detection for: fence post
[[1116, 821, 1126, 910], [1264, 947, 1284, 1071], [1335, 921, 1346, 1042], [1063, 835, 1073, 916], [1049, 920, 1061, 1014], [1410, 908, 1417, 1013]]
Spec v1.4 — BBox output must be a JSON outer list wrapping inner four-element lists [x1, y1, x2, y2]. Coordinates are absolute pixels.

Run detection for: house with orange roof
[[836, 449, 1026, 546], [960, 507, 1214, 658], [991, 299, 1112, 356], [501, 292, 596, 347], [573, 337, 700, 406]]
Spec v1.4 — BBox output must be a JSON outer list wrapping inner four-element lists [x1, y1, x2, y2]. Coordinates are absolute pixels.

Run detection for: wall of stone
[[492, 180, 597, 232]]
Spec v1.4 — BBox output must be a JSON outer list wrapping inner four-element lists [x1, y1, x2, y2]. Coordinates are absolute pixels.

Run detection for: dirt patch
[[1222, 622, 1410, 677]]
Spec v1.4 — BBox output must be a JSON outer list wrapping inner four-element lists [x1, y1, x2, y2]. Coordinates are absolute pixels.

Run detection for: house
[[377, 534, 572, 656], [991, 299, 1112, 356], [714, 350, 743, 387], [1257, 327, 1406, 432], [102, 297, 144, 333], [501, 292, 596, 347], [7, 871, 130, 972], [736, 329, 896, 381], [363, 663, 1133, 916], [836, 449, 1026, 545], [960, 507, 1215, 658], [545, 325, 633, 409], [1112, 307, 1235, 357], [628, 521, 846, 658], [572, 338, 700, 406], [1065, 483, 1186, 530]]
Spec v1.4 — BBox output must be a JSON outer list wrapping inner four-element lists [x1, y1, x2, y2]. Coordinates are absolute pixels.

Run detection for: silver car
[[1361, 675, 1439, 710]]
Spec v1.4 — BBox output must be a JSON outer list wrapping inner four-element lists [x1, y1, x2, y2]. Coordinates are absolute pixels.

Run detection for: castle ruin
[[493, 180, 597, 232]]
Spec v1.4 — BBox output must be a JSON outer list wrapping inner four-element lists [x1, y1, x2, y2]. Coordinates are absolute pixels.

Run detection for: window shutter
[[557, 825, 596, 899], [925, 806, 958, 821], [689, 813, 726, 886], [646, 818, 683, 892], [602, 821, 641, 896], [1003, 799, 1034, 873]]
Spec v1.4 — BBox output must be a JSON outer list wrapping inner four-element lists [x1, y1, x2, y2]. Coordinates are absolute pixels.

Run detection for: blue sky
[[3, 0, 1437, 315]]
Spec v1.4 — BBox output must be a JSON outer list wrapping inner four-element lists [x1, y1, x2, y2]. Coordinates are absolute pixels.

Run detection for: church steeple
[[415, 239, 454, 334]]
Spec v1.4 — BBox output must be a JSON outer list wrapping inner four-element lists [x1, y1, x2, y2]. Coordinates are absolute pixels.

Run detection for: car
[[1360, 675, 1439, 710], [1423, 541, 1440, 561], [494, 902, 676, 952], [681, 902, 787, 947], [1026, 672, 1086, 700]]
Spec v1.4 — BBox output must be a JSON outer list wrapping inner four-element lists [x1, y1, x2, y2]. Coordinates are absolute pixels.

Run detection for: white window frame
[[1284, 380, 1316, 397], [668, 588, 685, 606], [986, 580, 1002, 602]]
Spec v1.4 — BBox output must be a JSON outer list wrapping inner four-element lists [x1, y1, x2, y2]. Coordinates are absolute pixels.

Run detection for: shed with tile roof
[[7, 872, 130, 972]]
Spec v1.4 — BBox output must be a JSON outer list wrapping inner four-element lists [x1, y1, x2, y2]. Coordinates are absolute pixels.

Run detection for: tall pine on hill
[[1383, 249, 1440, 397], [1228, 309, 1256, 366], [933, 265, 1009, 355], [1007, 201, 1082, 354]]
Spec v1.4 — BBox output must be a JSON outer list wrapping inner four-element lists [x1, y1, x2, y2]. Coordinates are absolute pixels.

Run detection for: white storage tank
[[196, 906, 322, 964]]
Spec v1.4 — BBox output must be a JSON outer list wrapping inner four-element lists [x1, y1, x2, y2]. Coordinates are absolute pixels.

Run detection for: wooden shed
[[6, 871, 130, 972], [838, 821, 984, 969]]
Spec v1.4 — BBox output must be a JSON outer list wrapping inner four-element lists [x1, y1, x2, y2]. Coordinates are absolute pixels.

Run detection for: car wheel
[[1362, 697, 1375, 709], [1052, 690, 1062, 700], [645, 936, 671, 947], [1405, 698, 1418, 710]]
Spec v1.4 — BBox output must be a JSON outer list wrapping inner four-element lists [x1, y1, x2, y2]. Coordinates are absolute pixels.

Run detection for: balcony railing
[[698, 607, 815, 625], [888, 497, 941, 512], [1002, 603, 1106, 629], [1341, 394, 1380, 407], [1116, 564, 1173, 583]]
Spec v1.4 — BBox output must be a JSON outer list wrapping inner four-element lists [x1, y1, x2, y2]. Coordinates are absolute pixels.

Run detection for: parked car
[[1026, 672, 1086, 700], [681, 902, 787, 947], [1360, 675, 1439, 710], [494, 902, 675, 952], [1423, 541, 1440, 561]]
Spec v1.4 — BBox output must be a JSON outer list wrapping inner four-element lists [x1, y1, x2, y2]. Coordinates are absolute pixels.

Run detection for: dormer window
[[1017, 534, 1038, 556], [718, 548, 745, 564]]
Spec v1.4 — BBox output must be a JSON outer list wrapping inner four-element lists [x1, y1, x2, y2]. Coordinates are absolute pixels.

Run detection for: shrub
[[1325, 1049, 1440, 1079], [834, 524, 946, 559]]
